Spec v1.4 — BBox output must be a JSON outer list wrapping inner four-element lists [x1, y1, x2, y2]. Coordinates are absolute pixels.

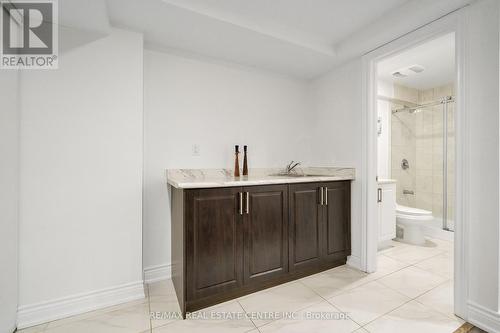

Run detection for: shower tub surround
[[167, 167, 355, 188], [388, 83, 455, 225]]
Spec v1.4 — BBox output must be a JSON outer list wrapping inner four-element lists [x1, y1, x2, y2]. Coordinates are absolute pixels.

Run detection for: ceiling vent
[[391, 64, 425, 79], [408, 65, 425, 73], [392, 71, 408, 78]]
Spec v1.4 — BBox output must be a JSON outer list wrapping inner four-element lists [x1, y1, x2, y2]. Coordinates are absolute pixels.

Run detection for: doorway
[[361, 11, 467, 319]]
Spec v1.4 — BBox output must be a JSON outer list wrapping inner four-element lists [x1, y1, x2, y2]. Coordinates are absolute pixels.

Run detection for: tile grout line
[[409, 261, 453, 279], [373, 264, 451, 300], [235, 299, 259, 331], [239, 280, 327, 330], [356, 279, 451, 329], [43, 240, 452, 333], [296, 278, 365, 329], [412, 297, 460, 321], [383, 249, 448, 266], [359, 297, 415, 329], [353, 242, 454, 328], [303, 271, 414, 329], [412, 279, 461, 321], [360, 287, 460, 330], [358, 258, 455, 327], [295, 260, 440, 329]]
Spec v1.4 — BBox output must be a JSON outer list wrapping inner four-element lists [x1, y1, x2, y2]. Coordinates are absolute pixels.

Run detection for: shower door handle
[[377, 188, 382, 203]]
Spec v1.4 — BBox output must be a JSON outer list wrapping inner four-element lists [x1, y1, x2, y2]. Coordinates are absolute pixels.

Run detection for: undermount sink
[[269, 173, 323, 177]]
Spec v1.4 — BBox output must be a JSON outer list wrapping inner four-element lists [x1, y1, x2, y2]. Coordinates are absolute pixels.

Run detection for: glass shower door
[[443, 97, 455, 231]]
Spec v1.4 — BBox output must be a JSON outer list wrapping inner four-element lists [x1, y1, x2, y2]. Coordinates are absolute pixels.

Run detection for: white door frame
[[360, 9, 469, 319]]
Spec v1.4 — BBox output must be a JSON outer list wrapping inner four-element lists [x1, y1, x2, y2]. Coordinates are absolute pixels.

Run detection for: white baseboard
[[468, 301, 500, 333], [17, 280, 145, 330], [144, 263, 171, 284], [346, 255, 362, 270]]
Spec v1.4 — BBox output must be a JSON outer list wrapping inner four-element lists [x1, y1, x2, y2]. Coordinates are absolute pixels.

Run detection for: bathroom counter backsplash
[[167, 167, 355, 189]]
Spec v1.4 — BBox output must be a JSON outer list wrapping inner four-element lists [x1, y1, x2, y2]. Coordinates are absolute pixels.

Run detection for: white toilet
[[396, 204, 433, 245]]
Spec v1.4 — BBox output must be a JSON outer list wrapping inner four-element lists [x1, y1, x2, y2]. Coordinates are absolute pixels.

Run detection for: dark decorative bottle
[[242, 145, 248, 176], [234, 145, 240, 177]]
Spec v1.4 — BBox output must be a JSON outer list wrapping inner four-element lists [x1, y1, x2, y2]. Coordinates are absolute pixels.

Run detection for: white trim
[[7, 323, 16, 333], [468, 301, 500, 333], [361, 6, 470, 321], [17, 281, 145, 330], [453, 7, 469, 319], [144, 263, 172, 283], [346, 255, 362, 270], [361, 54, 378, 274]]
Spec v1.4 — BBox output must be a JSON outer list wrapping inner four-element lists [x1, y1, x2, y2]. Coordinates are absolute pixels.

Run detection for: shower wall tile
[[394, 84, 419, 103], [416, 137, 432, 149], [418, 88, 434, 104], [416, 175, 432, 193], [416, 168, 432, 177], [416, 83, 454, 221], [432, 193, 444, 217], [391, 82, 455, 225], [415, 194, 433, 211], [416, 151, 432, 171], [392, 84, 418, 207], [433, 176, 443, 194]]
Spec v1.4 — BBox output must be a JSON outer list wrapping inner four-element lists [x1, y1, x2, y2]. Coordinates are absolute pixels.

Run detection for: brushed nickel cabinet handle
[[239, 192, 243, 215], [246, 192, 249, 214], [320, 187, 324, 205], [324, 187, 328, 206], [377, 188, 382, 203]]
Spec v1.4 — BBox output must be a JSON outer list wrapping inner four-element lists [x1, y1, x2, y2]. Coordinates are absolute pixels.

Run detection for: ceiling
[[160, 0, 408, 48], [45, 0, 469, 79], [377, 33, 455, 90], [105, 0, 411, 79]]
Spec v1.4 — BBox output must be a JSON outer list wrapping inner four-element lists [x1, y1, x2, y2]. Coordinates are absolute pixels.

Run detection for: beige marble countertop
[[167, 167, 355, 189]]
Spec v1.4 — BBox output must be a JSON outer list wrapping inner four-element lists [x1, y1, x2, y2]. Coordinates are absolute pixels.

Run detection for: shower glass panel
[[386, 87, 455, 233], [444, 98, 455, 231]]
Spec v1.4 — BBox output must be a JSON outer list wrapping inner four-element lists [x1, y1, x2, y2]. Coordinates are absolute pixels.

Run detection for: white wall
[[310, 0, 500, 329], [143, 50, 313, 272], [465, 0, 500, 314], [17, 28, 144, 326], [310, 59, 363, 265], [10, 1, 500, 330], [0, 62, 20, 333]]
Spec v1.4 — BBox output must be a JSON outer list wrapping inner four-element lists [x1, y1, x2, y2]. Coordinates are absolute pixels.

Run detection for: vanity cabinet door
[[288, 183, 323, 271], [322, 181, 351, 262], [185, 187, 244, 301], [243, 185, 288, 284], [378, 182, 396, 242]]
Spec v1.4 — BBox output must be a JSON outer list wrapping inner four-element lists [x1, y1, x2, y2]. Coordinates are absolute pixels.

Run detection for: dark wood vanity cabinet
[[288, 183, 323, 271], [171, 181, 351, 316], [289, 181, 351, 272], [184, 187, 244, 303], [243, 185, 289, 285], [323, 182, 352, 261]]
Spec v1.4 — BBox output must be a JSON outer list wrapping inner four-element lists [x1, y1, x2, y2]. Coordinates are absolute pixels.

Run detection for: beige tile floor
[[19, 237, 461, 333]]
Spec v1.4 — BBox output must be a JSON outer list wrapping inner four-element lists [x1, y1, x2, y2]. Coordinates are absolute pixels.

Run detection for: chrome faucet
[[285, 161, 301, 173]]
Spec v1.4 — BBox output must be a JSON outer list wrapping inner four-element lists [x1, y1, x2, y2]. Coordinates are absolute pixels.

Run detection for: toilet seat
[[396, 205, 433, 222]]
